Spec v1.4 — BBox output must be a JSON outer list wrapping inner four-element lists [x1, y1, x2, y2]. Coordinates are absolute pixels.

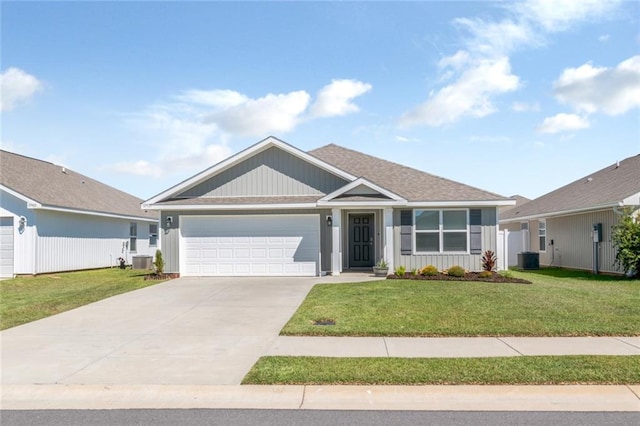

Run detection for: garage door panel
[[181, 215, 319, 276]]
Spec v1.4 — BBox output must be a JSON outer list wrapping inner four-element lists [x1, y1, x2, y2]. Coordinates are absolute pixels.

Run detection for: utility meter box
[[593, 223, 602, 243]]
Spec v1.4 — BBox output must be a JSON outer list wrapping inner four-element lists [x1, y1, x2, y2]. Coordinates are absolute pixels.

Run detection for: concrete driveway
[[1, 276, 329, 385]]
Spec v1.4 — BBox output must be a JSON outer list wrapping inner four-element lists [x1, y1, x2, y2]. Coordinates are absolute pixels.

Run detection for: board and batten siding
[[35, 210, 155, 274], [161, 209, 332, 274], [393, 207, 498, 271], [541, 209, 622, 274], [180, 147, 348, 198]]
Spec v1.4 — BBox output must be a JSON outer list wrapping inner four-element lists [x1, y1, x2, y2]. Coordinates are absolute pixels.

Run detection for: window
[[520, 222, 529, 231], [149, 224, 158, 247], [129, 223, 137, 252], [414, 210, 468, 253], [538, 220, 546, 252]]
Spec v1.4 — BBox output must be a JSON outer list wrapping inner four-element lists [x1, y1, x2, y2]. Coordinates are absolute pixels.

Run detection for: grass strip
[[243, 355, 640, 385], [1, 268, 166, 330], [281, 270, 640, 337]]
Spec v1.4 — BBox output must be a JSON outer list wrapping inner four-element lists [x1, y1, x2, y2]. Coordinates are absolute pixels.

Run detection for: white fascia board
[[319, 177, 406, 202], [143, 136, 357, 206], [317, 200, 406, 208], [36, 205, 158, 222], [499, 203, 620, 223], [407, 200, 515, 208], [0, 185, 42, 208], [149, 203, 319, 211], [621, 191, 640, 207]]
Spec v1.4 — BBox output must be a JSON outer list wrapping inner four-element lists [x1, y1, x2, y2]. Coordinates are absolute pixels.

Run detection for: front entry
[[348, 214, 375, 268]]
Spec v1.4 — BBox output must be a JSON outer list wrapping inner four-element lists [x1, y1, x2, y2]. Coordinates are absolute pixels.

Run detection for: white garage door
[[0, 217, 14, 279], [180, 215, 320, 277]]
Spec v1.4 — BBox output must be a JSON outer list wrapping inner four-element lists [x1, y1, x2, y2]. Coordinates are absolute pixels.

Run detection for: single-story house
[[500, 154, 640, 274], [142, 136, 514, 277], [0, 150, 158, 277]]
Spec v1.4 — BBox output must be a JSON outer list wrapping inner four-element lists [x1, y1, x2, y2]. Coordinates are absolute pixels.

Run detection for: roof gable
[[309, 144, 508, 202], [0, 150, 157, 221], [318, 177, 406, 205], [501, 154, 640, 221], [144, 136, 355, 206]]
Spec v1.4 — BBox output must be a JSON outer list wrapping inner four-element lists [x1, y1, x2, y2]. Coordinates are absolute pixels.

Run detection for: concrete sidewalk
[[266, 336, 640, 357]]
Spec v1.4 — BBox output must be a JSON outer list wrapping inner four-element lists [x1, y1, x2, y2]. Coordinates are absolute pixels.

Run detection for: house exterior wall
[[35, 210, 156, 274], [542, 209, 622, 274], [393, 207, 498, 272], [160, 209, 332, 274], [0, 189, 157, 275], [181, 147, 348, 198]]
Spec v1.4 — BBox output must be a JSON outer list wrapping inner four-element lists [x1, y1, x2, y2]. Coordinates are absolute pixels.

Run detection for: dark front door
[[349, 214, 374, 268]]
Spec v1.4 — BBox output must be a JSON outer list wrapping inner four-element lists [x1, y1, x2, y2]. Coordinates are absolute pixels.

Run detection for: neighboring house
[[142, 137, 514, 277], [500, 154, 640, 274], [0, 150, 158, 277]]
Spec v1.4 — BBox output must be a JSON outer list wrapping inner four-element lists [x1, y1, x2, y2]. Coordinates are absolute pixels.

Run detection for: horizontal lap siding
[[393, 208, 497, 272]]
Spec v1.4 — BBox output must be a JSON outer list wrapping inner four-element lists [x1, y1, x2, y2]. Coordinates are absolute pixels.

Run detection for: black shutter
[[400, 210, 413, 255], [470, 209, 482, 255]]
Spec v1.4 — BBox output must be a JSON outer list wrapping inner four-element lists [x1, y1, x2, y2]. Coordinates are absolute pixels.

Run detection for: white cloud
[[399, 0, 622, 128], [537, 113, 590, 133], [109, 79, 371, 177], [598, 34, 610, 42], [513, 0, 620, 33], [0, 67, 43, 111], [309, 79, 372, 118], [512, 101, 541, 112], [553, 55, 640, 115], [209, 91, 311, 136], [400, 56, 519, 127]]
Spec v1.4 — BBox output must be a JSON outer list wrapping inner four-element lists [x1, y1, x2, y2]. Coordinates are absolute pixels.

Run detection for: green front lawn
[[281, 269, 639, 336], [243, 355, 640, 385], [0, 268, 167, 330]]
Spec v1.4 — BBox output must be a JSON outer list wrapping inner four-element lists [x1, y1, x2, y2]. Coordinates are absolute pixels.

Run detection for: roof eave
[[499, 202, 623, 223], [35, 205, 157, 222]]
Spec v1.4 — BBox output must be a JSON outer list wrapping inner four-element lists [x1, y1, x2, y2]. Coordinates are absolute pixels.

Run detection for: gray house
[[0, 150, 158, 277], [143, 137, 514, 277], [500, 154, 640, 274]]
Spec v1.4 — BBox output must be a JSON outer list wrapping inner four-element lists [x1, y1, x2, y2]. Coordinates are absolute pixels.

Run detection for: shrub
[[611, 208, 640, 277], [411, 268, 419, 276], [478, 270, 493, 279], [446, 265, 466, 277], [394, 265, 406, 277], [376, 258, 388, 268], [420, 265, 439, 276], [499, 270, 514, 279], [153, 249, 164, 275], [481, 250, 497, 272]]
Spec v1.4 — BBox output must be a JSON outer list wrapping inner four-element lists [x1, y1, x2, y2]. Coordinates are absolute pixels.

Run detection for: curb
[[2, 384, 639, 411]]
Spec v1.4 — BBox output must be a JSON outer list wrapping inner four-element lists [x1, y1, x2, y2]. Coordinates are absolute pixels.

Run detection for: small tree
[[611, 208, 640, 277], [153, 249, 165, 275]]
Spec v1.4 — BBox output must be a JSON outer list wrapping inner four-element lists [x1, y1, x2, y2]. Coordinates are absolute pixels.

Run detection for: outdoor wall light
[[18, 216, 27, 234], [326, 215, 332, 227], [166, 216, 173, 228]]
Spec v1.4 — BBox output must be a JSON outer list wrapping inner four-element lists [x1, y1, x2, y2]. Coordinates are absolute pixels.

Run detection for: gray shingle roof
[[309, 144, 507, 202], [0, 150, 157, 220], [156, 196, 321, 206], [501, 154, 640, 221]]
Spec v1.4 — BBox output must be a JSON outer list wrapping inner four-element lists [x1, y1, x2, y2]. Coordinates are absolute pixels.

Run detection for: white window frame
[[538, 220, 546, 252], [414, 209, 469, 254], [149, 223, 158, 247], [129, 222, 137, 253]]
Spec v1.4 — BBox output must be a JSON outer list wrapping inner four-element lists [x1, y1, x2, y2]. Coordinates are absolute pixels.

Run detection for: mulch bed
[[387, 272, 531, 284], [144, 273, 180, 281]]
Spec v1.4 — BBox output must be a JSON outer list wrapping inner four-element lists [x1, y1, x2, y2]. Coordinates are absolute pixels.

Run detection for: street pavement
[[1, 274, 639, 411]]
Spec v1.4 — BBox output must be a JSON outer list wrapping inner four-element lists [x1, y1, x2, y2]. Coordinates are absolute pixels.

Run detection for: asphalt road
[[2, 410, 639, 426]]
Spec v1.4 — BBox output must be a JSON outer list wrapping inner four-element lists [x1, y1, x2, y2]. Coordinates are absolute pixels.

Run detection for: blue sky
[[2, 1, 639, 201]]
